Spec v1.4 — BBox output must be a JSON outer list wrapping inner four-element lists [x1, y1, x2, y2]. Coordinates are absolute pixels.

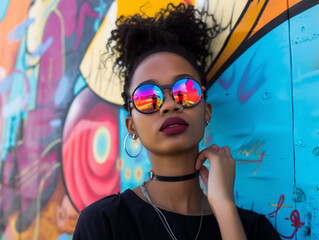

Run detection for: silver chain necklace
[[140, 182, 204, 240]]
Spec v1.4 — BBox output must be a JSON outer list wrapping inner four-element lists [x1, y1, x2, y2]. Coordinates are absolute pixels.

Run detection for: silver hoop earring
[[131, 134, 137, 140], [124, 133, 142, 158], [206, 121, 209, 126]]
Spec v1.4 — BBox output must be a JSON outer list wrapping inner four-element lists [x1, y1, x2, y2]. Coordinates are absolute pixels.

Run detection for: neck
[[145, 146, 203, 215], [149, 146, 199, 176]]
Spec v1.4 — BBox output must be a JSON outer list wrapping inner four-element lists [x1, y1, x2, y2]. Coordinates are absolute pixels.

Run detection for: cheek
[[134, 121, 157, 151], [190, 105, 206, 135], [132, 113, 155, 139], [192, 117, 206, 137], [194, 103, 206, 122]]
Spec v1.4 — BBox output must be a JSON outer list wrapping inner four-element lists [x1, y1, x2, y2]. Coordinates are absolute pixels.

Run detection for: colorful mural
[[0, 0, 318, 239]]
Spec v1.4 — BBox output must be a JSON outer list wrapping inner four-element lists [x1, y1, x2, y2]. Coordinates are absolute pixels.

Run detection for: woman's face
[[126, 52, 211, 155]]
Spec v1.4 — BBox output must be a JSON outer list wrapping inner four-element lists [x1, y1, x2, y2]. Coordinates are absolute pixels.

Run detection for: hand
[[195, 145, 247, 240], [195, 144, 236, 209]]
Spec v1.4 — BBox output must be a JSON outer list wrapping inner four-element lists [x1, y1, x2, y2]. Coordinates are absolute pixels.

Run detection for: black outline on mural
[[205, 0, 253, 72], [206, 0, 269, 87], [207, 0, 319, 87]]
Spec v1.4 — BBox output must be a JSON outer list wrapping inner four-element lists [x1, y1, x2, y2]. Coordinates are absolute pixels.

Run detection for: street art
[[268, 195, 305, 239], [62, 87, 120, 212], [0, 0, 318, 239]]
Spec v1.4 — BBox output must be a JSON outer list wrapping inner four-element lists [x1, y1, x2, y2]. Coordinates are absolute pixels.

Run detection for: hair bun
[[105, 3, 219, 111]]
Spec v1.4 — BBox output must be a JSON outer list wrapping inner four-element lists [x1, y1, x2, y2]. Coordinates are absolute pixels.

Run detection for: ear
[[125, 116, 137, 136], [205, 103, 212, 124]]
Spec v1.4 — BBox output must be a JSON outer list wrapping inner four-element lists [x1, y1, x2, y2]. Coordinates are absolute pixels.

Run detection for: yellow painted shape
[[80, 2, 124, 105], [93, 126, 111, 164], [269, 203, 292, 208], [195, 0, 248, 70], [117, 0, 191, 17], [206, 0, 267, 82], [135, 166, 143, 182], [26, 0, 61, 66], [206, 0, 304, 82]]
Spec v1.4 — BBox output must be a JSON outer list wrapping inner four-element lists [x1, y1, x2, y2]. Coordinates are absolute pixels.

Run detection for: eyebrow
[[137, 74, 197, 87], [173, 74, 196, 81]]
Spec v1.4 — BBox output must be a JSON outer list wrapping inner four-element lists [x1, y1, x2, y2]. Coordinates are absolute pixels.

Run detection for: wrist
[[208, 194, 235, 206], [208, 197, 236, 213], [208, 200, 247, 240]]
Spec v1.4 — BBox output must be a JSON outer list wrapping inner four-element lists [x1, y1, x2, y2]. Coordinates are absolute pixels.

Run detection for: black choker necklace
[[148, 170, 199, 182]]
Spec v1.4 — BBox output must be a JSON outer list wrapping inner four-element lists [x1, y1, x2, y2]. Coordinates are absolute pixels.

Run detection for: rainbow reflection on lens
[[133, 84, 163, 113], [131, 78, 203, 114], [173, 79, 201, 107]]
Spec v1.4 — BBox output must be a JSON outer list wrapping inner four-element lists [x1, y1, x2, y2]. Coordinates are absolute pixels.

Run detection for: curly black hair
[[106, 3, 219, 111]]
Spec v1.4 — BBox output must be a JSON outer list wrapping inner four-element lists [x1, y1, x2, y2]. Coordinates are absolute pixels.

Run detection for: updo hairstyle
[[105, 3, 219, 111]]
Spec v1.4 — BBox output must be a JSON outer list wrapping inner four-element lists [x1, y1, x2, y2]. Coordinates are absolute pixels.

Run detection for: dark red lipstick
[[160, 117, 189, 135]]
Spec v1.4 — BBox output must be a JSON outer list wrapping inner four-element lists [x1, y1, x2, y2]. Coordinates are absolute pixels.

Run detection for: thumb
[[199, 165, 209, 188]]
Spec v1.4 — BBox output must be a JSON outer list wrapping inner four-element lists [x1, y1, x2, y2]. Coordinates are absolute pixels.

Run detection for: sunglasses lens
[[133, 84, 163, 113], [173, 79, 202, 107]]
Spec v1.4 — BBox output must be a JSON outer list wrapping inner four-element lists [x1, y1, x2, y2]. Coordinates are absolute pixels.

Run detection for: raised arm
[[195, 144, 247, 240]]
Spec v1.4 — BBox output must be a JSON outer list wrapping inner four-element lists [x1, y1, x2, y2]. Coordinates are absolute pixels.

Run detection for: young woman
[[73, 3, 280, 240]]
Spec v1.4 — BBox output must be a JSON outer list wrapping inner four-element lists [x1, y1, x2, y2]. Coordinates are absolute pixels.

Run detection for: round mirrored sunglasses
[[129, 78, 205, 114]]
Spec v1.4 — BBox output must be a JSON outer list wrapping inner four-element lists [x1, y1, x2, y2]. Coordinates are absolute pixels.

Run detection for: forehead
[[130, 52, 200, 93]]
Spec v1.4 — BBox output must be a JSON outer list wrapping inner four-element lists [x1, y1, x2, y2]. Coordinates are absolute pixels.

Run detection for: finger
[[195, 149, 211, 170], [195, 144, 219, 170], [206, 144, 219, 151], [226, 146, 233, 156], [220, 146, 233, 157], [199, 165, 209, 187]]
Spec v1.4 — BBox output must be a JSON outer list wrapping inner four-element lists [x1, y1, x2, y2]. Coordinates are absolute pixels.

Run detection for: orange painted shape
[[0, 0, 33, 76], [250, 0, 302, 36], [6, 172, 78, 239], [207, 0, 267, 82]]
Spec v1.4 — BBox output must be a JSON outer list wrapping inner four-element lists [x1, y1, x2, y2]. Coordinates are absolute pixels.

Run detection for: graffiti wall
[[0, 0, 318, 239]]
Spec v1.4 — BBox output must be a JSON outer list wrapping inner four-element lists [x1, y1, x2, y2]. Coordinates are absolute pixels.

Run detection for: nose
[[159, 89, 183, 115]]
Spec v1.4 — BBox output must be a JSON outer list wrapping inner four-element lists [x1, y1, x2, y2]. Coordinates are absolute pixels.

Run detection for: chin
[[152, 142, 199, 155]]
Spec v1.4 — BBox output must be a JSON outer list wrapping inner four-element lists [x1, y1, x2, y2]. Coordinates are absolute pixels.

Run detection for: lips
[[160, 117, 189, 135]]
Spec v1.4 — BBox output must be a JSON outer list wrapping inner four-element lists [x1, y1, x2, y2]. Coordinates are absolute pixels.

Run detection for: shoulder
[[83, 191, 123, 213], [73, 190, 133, 239], [237, 208, 281, 240], [79, 189, 134, 220]]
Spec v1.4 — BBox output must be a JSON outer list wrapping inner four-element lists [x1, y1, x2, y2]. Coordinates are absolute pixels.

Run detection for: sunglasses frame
[[129, 78, 206, 114]]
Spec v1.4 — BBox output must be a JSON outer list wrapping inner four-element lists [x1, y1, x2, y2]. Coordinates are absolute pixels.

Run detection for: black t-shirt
[[73, 189, 280, 240]]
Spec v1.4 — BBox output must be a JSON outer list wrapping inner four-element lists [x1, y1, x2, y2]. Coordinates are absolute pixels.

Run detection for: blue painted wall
[[0, 0, 318, 239]]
